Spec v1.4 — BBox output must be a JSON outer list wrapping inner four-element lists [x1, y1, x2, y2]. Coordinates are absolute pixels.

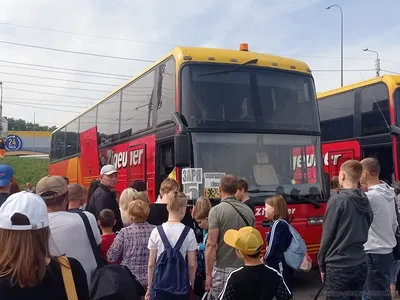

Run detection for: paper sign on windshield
[[181, 168, 203, 184], [204, 172, 225, 189]]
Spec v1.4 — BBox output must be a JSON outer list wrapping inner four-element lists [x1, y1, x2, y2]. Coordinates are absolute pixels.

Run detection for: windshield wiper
[[248, 189, 322, 209], [196, 59, 258, 77]]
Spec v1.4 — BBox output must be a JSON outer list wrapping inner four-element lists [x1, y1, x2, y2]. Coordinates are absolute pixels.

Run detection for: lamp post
[[326, 4, 344, 87], [363, 48, 380, 77]]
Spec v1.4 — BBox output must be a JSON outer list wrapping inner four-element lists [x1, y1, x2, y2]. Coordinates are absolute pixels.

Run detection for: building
[[6, 131, 51, 154]]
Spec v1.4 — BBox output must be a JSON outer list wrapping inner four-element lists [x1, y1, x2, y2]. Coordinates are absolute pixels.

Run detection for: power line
[[0, 21, 177, 47], [0, 71, 120, 87], [0, 59, 132, 78], [0, 40, 155, 62], [381, 69, 400, 74], [0, 64, 129, 80], [4, 102, 81, 113], [1, 80, 111, 93], [2, 87, 98, 100], [4, 100, 87, 108]]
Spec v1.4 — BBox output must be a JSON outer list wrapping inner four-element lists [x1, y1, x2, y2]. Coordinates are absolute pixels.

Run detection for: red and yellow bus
[[49, 44, 328, 264], [318, 75, 400, 182]]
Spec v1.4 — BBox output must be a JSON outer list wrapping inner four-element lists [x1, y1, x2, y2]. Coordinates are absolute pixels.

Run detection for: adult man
[[235, 179, 254, 213], [87, 164, 123, 232], [67, 183, 86, 213], [205, 174, 255, 300], [361, 158, 398, 300], [0, 164, 14, 207], [318, 160, 373, 300], [36, 175, 101, 284]]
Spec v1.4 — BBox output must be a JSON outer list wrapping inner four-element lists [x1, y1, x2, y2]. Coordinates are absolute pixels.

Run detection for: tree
[[5, 117, 57, 132]]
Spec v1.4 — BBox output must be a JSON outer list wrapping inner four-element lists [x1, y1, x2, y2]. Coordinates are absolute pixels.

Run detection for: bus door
[[322, 140, 361, 178], [363, 145, 394, 184], [79, 126, 100, 186], [127, 143, 150, 198]]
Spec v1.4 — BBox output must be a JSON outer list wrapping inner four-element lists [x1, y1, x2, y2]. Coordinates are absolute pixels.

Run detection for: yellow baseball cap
[[224, 226, 263, 255]]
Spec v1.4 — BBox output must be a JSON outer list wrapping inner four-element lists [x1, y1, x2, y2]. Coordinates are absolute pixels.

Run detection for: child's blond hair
[[160, 178, 179, 197], [167, 191, 187, 212], [128, 200, 150, 223], [132, 191, 150, 204], [193, 196, 211, 221], [119, 188, 137, 211]]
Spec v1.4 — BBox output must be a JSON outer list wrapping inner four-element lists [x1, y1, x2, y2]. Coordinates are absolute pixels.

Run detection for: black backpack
[[78, 212, 145, 300]]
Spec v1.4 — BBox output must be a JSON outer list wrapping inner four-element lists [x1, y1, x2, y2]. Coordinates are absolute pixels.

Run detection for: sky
[[0, 0, 399, 128]]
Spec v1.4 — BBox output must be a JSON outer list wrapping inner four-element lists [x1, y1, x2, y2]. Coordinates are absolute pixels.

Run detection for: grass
[[0, 156, 49, 188]]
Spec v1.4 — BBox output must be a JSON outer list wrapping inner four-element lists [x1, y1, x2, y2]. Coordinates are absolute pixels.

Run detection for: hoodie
[[318, 188, 373, 272], [363, 181, 398, 254]]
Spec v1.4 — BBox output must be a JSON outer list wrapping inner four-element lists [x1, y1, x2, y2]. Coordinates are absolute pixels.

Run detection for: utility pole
[[363, 48, 380, 77]]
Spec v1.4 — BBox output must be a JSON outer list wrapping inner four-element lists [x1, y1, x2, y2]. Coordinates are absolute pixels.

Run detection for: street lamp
[[363, 48, 380, 77], [326, 4, 344, 87]]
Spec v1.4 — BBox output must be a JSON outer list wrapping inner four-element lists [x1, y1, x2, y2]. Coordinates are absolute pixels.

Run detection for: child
[[262, 195, 294, 292], [146, 191, 198, 300], [220, 226, 292, 300], [107, 200, 154, 288], [98, 208, 117, 264], [192, 196, 212, 297]]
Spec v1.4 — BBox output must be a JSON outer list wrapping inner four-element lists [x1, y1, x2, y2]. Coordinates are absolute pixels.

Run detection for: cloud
[[0, 0, 398, 129]]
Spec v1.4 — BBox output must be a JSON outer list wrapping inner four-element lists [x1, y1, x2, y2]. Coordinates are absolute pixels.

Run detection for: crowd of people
[[320, 158, 400, 300], [0, 156, 398, 299]]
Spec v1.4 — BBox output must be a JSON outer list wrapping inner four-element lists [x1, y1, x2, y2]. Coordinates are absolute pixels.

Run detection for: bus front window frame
[[179, 62, 320, 134]]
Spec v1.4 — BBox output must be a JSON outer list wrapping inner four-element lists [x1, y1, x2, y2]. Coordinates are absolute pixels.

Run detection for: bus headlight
[[308, 216, 323, 225]]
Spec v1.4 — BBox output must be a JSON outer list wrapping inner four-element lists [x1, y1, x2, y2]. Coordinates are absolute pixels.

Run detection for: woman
[[107, 200, 154, 289], [0, 191, 89, 299], [119, 188, 138, 227], [262, 195, 294, 292]]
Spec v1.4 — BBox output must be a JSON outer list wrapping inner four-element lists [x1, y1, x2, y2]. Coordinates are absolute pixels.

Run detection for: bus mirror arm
[[171, 112, 187, 134], [390, 126, 400, 136]]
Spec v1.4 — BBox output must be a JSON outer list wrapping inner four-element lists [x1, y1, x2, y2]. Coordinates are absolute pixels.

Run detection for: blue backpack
[[278, 219, 308, 271], [151, 226, 191, 300]]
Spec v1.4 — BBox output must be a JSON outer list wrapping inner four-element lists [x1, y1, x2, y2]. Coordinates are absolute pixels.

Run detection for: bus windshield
[[181, 64, 319, 132], [185, 132, 324, 202]]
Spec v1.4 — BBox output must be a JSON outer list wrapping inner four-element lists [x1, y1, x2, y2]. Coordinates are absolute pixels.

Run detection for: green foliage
[[6, 117, 57, 132], [0, 156, 49, 188]]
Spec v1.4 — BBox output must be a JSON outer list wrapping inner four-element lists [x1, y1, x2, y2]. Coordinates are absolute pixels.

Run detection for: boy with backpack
[[219, 226, 292, 300], [146, 191, 198, 300]]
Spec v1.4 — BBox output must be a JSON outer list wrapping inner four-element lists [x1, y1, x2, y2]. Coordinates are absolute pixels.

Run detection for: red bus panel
[[80, 127, 100, 184], [322, 140, 361, 178]]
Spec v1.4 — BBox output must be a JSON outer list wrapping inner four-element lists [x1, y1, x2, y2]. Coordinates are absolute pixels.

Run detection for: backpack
[[151, 225, 191, 300], [278, 219, 311, 272]]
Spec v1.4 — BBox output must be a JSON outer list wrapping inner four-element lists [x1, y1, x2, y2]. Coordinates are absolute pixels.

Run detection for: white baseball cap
[[0, 191, 49, 230], [100, 164, 118, 176]]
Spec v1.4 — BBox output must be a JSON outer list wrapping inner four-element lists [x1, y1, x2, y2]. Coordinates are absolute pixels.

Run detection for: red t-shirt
[[100, 233, 118, 264]]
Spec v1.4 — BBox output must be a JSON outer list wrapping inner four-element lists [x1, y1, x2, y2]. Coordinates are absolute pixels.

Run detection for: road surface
[[292, 269, 324, 299]]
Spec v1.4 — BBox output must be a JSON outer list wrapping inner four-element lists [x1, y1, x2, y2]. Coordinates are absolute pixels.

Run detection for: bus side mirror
[[174, 133, 191, 167]]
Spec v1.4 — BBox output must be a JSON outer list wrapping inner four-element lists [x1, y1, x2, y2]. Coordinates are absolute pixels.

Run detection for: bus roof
[[317, 75, 400, 100], [54, 45, 313, 134]]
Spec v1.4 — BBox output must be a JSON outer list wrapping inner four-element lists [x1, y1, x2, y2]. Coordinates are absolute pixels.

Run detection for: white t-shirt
[[148, 222, 197, 261], [48, 211, 101, 284]]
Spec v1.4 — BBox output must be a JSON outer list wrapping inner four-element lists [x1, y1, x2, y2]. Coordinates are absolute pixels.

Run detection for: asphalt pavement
[[292, 269, 324, 299]]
